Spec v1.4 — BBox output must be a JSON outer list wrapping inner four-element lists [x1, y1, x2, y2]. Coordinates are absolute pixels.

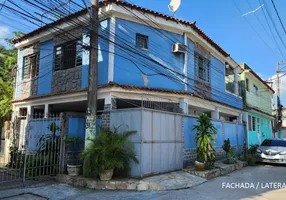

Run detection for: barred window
[[253, 84, 259, 96], [22, 53, 39, 79], [252, 116, 256, 131], [54, 40, 82, 71], [195, 53, 210, 82], [136, 34, 148, 50]]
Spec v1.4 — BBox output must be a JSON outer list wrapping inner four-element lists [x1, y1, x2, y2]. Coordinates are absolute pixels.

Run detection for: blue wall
[[38, 40, 53, 95], [224, 122, 237, 146], [113, 18, 243, 109], [67, 117, 102, 151], [211, 56, 243, 109], [67, 117, 86, 151], [81, 19, 110, 88], [184, 117, 225, 149], [184, 116, 243, 149], [15, 49, 24, 98], [238, 124, 245, 145], [114, 18, 184, 90]]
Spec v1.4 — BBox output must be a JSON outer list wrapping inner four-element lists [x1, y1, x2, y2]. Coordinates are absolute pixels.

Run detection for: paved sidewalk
[[141, 171, 206, 190]]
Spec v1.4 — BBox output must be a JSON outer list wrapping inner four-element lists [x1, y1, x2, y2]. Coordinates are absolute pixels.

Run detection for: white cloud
[[0, 26, 9, 45], [269, 74, 286, 107]]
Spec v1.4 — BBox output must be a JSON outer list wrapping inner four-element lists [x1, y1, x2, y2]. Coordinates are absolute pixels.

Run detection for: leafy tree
[[0, 31, 25, 122]]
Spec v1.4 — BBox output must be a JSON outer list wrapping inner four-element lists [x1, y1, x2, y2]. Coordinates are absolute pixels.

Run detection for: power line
[[0, 0, 7, 13], [232, 0, 281, 59], [245, 0, 286, 60], [270, 0, 286, 36], [262, 0, 286, 52]]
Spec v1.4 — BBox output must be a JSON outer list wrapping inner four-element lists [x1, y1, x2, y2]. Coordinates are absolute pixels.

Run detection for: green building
[[240, 64, 275, 146]]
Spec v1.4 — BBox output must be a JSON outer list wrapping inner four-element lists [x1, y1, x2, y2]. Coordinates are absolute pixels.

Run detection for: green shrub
[[81, 127, 139, 178], [193, 114, 217, 170], [222, 139, 237, 164], [239, 143, 257, 165]]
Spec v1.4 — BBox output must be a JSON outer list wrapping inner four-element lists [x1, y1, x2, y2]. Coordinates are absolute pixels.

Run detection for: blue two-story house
[[12, 0, 244, 121], [10, 1, 247, 171]]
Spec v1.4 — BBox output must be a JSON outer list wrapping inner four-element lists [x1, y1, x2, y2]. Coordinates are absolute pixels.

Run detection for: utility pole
[[276, 62, 286, 138], [85, 0, 99, 147]]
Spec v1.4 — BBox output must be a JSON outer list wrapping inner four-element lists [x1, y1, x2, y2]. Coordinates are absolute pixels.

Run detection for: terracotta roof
[[12, 0, 229, 57], [11, 82, 244, 111], [10, 88, 88, 103], [242, 63, 275, 93]]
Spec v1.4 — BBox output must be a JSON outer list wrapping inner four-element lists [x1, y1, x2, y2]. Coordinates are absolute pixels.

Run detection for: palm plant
[[81, 126, 139, 179], [193, 114, 217, 169]]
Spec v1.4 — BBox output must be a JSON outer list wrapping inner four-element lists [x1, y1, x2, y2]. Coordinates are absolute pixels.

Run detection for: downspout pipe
[[183, 32, 188, 91]]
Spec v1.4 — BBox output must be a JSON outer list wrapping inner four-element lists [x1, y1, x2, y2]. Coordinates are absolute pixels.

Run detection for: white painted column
[[234, 67, 240, 96], [44, 104, 49, 118], [179, 98, 188, 114], [238, 113, 243, 124], [27, 105, 32, 116], [104, 94, 112, 108], [211, 107, 220, 120], [108, 17, 116, 83]]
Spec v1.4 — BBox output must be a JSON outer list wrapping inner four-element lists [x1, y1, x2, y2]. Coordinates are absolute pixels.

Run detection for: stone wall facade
[[19, 44, 40, 98], [51, 66, 82, 93], [183, 145, 244, 168], [20, 78, 38, 98]]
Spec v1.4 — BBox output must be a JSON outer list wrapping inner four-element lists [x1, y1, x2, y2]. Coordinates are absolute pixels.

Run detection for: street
[[1, 164, 286, 200]]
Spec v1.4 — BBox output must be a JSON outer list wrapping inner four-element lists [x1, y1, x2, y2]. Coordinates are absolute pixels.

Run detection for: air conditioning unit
[[172, 43, 187, 53]]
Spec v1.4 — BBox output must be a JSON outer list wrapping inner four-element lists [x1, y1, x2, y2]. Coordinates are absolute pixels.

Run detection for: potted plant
[[193, 114, 217, 170], [222, 138, 236, 164], [81, 127, 139, 181], [65, 136, 84, 176]]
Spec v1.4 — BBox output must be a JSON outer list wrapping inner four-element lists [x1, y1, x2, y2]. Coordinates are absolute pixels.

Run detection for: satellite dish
[[168, 0, 181, 14]]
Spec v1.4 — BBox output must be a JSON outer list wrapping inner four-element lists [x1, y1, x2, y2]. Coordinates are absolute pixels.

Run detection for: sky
[[1, 0, 286, 104]]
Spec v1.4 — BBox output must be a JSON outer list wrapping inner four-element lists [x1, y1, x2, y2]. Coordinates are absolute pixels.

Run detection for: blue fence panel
[[212, 121, 223, 147], [184, 117, 197, 149], [67, 117, 86, 151], [66, 117, 103, 151], [224, 122, 237, 146], [238, 124, 245, 145], [28, 119, 61, 150], [97, 118, 102, 133]]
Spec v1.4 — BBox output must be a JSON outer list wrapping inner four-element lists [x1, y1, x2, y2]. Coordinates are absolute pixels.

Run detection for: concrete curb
[[183, 160, 248, 180]]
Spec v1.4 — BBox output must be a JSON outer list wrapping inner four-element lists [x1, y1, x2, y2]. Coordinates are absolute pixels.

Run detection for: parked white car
[[256, 139, 286, 164]]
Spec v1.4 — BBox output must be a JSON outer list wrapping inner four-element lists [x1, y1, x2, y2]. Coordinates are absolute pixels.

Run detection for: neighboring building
[[9, 0, 247, 171], [240, 63, 275, 146]]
